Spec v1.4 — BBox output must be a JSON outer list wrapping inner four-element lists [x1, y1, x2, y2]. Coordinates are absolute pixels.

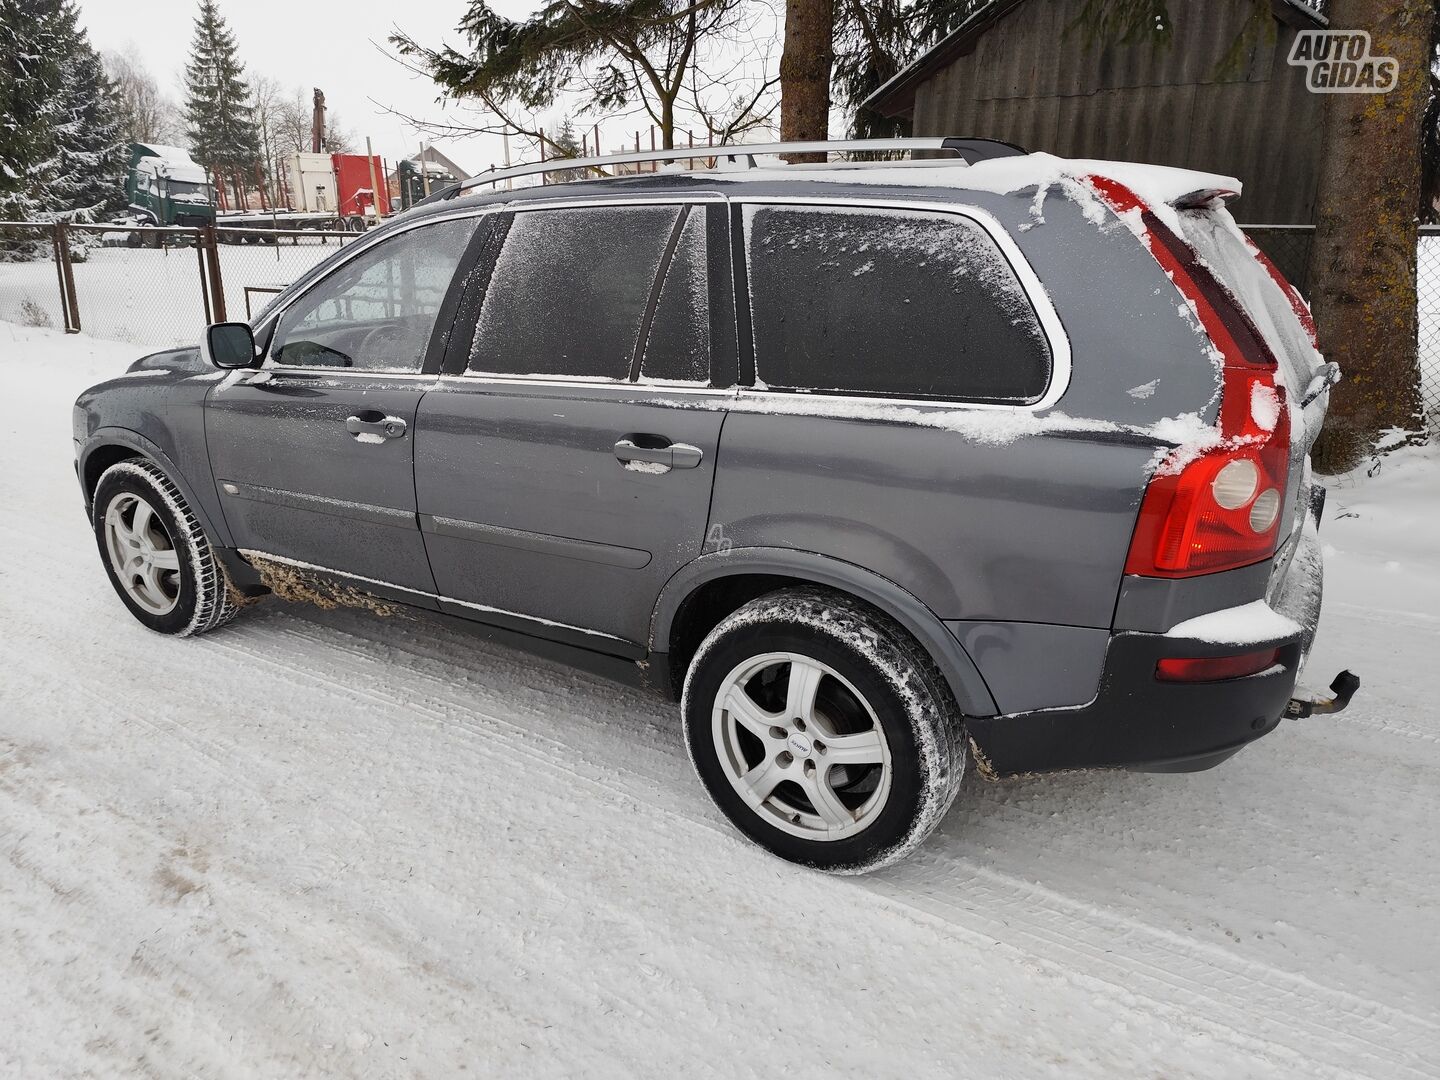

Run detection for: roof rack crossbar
[[437, 136, 1025, 201]]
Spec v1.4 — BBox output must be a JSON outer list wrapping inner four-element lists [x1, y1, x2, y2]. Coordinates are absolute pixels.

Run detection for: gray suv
[[73, 139, 1349, 873]]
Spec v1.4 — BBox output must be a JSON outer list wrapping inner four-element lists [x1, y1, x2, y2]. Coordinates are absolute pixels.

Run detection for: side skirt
[[222, 547, 671, 697]]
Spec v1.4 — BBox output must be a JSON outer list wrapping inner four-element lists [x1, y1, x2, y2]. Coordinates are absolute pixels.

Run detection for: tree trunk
[[779, 0, 835, 161], [1307, 0, 1435, 473]]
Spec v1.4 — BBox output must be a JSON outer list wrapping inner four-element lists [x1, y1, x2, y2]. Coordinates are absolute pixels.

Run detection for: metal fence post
[[194, 229, 213, 324], [202, 224, 226, 322], [49, 224, 69, 328], [54, 221, 80, 333]]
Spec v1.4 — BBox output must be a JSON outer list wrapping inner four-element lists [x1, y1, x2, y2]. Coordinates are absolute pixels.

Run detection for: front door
[[206, 214, 482, 601], [415, 199, 734, 652]]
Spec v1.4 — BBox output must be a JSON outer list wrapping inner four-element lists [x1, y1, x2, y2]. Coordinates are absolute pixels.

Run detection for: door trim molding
[[220, 480, 417, 529], [421, 514, 653, 569]]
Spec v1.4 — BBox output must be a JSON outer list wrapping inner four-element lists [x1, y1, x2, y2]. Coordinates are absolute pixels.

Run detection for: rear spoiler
[[1173, 187, 1241, 209], [1069, 159, 1243, 212]]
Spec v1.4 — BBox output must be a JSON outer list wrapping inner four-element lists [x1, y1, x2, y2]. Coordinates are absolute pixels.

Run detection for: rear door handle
[[346, 412, 407, 440], [613, 437, 703, 470]]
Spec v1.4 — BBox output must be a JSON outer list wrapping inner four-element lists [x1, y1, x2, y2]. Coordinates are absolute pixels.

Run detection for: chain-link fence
[[0, 222, 70, 332], [213, 227, 358, 324], [1248, 224, 1440, 432], [0, 222, 363, 350]]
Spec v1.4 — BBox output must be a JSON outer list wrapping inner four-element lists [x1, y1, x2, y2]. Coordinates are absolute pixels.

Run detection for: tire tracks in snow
[[196, 607, 1438, 1080]]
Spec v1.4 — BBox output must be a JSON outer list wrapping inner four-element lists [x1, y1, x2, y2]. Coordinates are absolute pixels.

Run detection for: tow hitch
[[1285, 670, 1360, 718]]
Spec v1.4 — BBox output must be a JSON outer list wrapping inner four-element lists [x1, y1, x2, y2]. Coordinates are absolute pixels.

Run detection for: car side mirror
[[202, 321, 259, 370]]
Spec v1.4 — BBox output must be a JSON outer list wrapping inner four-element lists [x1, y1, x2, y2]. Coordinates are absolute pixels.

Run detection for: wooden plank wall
[[910, 1, 1324, 224]]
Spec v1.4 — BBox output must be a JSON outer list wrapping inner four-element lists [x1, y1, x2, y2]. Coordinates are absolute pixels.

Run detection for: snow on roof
[[137, 143, 198, 163], [705, 152, 1241, 208]]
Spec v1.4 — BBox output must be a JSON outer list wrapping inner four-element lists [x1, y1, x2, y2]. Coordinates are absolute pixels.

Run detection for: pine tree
[[0, 0, 124, 224], [184, 0, 260, 205]]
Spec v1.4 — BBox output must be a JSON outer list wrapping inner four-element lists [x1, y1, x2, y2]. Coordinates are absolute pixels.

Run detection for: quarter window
[[639, 208, 710, 384], [269, 217, 476, 373], [743, 205, 1052, 403], [469, 205, 681, 380]]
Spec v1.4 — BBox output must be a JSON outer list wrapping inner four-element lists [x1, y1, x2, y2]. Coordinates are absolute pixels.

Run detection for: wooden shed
[[865, 0, 1327, 224]]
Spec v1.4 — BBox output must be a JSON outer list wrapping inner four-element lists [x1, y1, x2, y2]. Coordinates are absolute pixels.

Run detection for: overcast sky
[[75, 0, 544, 176]]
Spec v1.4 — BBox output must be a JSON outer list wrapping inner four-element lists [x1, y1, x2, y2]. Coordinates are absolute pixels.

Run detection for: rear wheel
[[92, 459, 240, 636], [682, 588, 966, 873]]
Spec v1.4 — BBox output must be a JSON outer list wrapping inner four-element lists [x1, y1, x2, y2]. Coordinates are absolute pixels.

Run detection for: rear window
[[1175, 211, 1323, 392], [742, 204, 1052, 403], [470, 205, 680, 380]]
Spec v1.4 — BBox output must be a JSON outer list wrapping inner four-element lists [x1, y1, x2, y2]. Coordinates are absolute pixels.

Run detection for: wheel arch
[[651, 549, 998, 718], [79, 428, 233, 550]]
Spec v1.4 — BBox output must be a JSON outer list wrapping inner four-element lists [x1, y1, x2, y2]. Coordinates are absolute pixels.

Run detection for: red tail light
[[1156, 648, 1281, 683], [1087, 176, 1292, 578]]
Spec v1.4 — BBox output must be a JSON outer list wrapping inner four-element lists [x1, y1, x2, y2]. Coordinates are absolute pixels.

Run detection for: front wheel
[[682, 588, 966, 873], [92, 459, 240, 636]]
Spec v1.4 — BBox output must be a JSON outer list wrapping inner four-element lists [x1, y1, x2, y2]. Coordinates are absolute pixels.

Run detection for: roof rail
[[420, 136, 1027, 205]]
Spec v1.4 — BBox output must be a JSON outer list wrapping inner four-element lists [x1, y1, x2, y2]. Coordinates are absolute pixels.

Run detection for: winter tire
[[682, 588, 966, 874], [92, 459, 240, 636]]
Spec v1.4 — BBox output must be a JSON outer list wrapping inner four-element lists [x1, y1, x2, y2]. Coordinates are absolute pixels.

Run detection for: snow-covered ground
[[1, 322, 1437, 1078]]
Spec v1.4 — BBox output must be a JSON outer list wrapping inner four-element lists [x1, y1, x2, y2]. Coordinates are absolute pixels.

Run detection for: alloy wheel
[[711, 652, 893, 841], [103, 491, 182, 616]]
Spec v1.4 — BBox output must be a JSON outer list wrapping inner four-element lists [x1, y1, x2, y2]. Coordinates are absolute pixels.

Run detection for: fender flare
[[78, 427, 233, 550], [650, 548, 999, 718]]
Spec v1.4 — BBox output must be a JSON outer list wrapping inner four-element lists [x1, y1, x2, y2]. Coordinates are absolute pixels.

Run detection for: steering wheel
[[356, 323, 422, 369]]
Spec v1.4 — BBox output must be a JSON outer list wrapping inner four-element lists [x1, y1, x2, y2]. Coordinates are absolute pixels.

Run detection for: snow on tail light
[[1155, 648, 1282, 683], [1086, 174, 1293, 579]]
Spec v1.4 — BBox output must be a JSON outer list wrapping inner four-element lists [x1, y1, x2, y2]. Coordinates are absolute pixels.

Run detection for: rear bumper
[[966, 631, 1303, 776]]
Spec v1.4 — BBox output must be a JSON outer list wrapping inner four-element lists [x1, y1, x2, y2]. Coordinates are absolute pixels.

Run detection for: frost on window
[[640, 208, 709, 384], [743, 205, 1051, 403], [471, 205, 679, 380], [270, 217, 475, 373]]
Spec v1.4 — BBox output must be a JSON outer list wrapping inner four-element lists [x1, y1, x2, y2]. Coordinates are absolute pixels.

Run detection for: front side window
[[743, 205, 1052, 403], [269, 217, 476, 373], [469, 205, 681, 380]]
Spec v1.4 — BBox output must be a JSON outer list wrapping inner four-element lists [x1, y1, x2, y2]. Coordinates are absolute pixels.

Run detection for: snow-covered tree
[[0, 0, 124, 224], [183, 0, 261, 204]]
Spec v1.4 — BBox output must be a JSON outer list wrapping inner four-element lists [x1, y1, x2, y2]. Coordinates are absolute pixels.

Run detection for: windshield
[[166, 179, 213, 201]]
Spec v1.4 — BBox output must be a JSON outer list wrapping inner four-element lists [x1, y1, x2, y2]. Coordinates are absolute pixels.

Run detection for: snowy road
[[2, 323, 1438, 1079]]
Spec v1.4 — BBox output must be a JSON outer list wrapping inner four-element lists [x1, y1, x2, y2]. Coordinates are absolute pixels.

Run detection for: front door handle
[[346, 412, 407, 440], [614, 437, 703, 471]]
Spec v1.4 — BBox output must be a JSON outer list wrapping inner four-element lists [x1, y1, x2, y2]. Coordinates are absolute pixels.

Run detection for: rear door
[[414, 198, 734, 653], [205, 214, 483, 601]]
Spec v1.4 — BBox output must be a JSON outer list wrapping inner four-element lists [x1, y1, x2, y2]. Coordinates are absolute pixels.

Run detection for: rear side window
[[470, 205, 680, 380], [743, 205, 1051, 402]]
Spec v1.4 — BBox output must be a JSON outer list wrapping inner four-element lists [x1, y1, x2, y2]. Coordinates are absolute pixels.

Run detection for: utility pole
[[365, 137, 385, 221]]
